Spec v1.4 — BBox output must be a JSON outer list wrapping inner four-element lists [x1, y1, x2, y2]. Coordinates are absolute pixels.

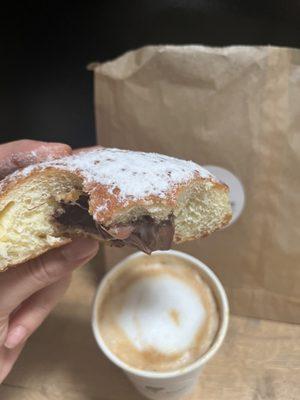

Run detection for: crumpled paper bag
[[91, 45, 300, 323]]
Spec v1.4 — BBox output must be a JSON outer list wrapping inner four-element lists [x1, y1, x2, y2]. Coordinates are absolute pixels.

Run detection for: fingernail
[[61, 238, 99, 261], [5, 325, 27, 349]]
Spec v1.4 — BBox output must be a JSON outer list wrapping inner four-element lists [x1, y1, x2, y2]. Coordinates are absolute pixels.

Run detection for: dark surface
[[1, 1, 300, 147]]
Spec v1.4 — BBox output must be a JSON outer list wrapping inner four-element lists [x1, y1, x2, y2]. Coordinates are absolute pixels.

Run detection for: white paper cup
[[92, 250, 229, 400]]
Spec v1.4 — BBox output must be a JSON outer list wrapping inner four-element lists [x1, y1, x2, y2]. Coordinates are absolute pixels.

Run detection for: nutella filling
[[54, 196, 175, 254]]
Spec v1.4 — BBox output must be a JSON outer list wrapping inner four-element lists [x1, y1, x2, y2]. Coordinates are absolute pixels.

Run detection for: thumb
[[0, 238, 99, 315]]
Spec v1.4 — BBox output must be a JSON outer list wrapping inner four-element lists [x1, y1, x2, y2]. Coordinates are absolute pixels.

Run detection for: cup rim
[[92, 249, 229, 379]]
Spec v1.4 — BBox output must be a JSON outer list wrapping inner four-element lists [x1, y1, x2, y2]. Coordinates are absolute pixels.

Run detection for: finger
[[0, 140, 72, 179], [0, 341, 26, 384], [0, 315, 9, 347], [0, 238, 99, 314], [5, 275, 71, 349]]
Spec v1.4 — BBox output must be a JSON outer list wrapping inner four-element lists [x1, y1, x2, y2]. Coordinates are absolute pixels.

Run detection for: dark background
[[1, 1, 300, 148]]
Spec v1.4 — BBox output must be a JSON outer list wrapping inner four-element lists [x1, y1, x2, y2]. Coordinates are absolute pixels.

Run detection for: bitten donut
[[0, 147, 232, 271]]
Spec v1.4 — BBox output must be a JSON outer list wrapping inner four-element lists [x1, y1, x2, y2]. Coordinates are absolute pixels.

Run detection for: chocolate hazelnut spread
[[54, 196, 175, 254]]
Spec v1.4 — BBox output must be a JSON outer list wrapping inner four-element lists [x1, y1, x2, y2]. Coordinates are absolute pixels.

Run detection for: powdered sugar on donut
[[45, 148, 214, 199], [0, 147, 216, 203], [1, 148, 216, 201]]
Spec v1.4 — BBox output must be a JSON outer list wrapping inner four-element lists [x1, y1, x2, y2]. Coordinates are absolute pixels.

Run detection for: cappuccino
[[96, 254, 219, 372]]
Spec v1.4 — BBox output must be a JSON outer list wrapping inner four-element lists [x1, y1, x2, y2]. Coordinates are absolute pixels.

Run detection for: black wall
[[1, 1, 300, 148]]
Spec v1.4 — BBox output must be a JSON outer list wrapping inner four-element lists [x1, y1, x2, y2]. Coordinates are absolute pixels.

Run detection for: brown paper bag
[[91, 45, 300, 324]]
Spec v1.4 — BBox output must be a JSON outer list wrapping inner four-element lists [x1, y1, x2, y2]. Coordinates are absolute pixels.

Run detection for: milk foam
[[117, 274, 206, 354], [98, 257, 219, 372]]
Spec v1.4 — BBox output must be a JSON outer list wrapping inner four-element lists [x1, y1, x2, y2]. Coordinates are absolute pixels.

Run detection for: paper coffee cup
[[92, 250, 229, 400]]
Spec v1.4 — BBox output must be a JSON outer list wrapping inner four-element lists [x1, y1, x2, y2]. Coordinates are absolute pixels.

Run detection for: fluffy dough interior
[[0, 172, 83, 270], [174, 182, 231, 241]]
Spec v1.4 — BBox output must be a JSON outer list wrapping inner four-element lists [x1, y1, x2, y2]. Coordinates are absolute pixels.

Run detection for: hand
[[0, 238, 99, 383], [0, 140, 99, 383]]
